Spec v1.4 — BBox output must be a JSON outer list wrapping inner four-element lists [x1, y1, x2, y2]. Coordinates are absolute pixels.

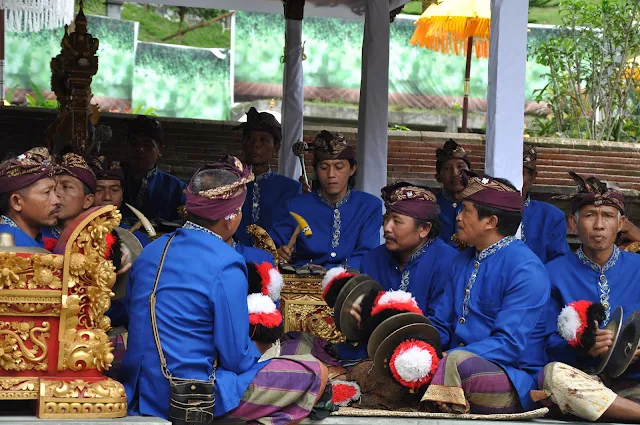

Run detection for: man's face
[[243, 131, 277, 167], [522, 168, 537, 199], [129, 135, 162, 174], [383, 212, 430, 253], [94, 179, 123, 208], [11, 178, 61, 227], [55, 175, 94, 223], [437, 159, 469, 194], [570, 205, 625, 252], [456, 200, 491, 247], [315, 160, 356, 197]]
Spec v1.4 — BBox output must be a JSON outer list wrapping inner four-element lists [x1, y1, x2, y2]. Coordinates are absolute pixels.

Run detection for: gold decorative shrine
[[0, 206, 127, 418], [280, 275, 346, 343]]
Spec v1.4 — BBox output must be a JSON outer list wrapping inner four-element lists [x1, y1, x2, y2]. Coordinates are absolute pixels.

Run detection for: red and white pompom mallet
[[371, 290, 423, 317], [321, 266, 357, 301], [331, 380, 361, 407], [255, 261, 284, 302], [558, 300, 605, 348], [389, 339, 439, 391], [247, 293, 283, 329]]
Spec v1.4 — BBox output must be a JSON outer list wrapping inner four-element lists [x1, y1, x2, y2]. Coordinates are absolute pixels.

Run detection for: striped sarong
[[279, 331, 342, 367], [219, 354, 324, 425], [421, 350, 521, 414]]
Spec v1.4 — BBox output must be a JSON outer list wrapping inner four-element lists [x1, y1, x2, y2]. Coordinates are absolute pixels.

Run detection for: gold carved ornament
[[58, 206, 121, 373], [281, 276, 346, 343], [0, 321, 50, 372], [39, 378, 126, 418]]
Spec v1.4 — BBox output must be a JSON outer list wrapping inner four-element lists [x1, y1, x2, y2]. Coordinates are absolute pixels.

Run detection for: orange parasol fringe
[[410, 15, 491, 59]]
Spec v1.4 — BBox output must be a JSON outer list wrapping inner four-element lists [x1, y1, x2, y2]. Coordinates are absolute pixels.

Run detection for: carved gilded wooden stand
[[281, 275, 346, 343], [0, 206, 127, 418]]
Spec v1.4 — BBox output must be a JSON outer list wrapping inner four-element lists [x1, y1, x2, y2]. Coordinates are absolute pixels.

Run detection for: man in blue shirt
[[120, 155, 327, 423], [435, 139, 472, 249], [234, 107, 301, 246], [0, 147, 61, 249], [271, 131, 382, 270], [521, 144, 570, 263], [361, 182, 457, 318], [90, 155, 151, 247], [539, 172, 640, 422], [121, 115, 186, 223], [424, 173, 549, 414]]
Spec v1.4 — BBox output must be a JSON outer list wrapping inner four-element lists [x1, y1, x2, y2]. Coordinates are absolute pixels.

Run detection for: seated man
[[360, 182, 457, 317], [538, 173, 640, 422], [521, 144, 569, 263], [90, 155, 151, 246], [271, 131, 383, 270], [42, 153, 97, 239], [435, 139, 472, 249], [234, 107, 301, 246], [0, 147, 61, 248], [120, 156, 328, 423], [424, 173, 549, 414], [121, 115, 186, 223]]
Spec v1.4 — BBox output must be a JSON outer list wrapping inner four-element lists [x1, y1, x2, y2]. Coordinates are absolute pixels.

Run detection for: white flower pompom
[[247, 293, 277, 315], [321, 266, 348, 292], [558, 305, 582, 342], [392, 345, 433, 383]]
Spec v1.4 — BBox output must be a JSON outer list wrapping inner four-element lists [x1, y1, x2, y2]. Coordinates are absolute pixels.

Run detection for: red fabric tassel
[[389, 339, 439, 390], [321, 271, 355, 299], [256, 261, 274, 295], [331, 381, 360, 406], [105, 232, 116, 260], [567, 300, 590, 348], [43, 237, 57, 252], [249, 310, 282, 328], [371, 291, 423, 317]]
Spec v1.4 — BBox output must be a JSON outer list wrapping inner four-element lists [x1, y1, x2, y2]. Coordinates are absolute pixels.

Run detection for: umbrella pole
[[461, 35, 473, 132]]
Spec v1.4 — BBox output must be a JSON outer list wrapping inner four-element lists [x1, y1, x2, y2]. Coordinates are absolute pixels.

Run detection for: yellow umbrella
[[410, 0, 491, 132]]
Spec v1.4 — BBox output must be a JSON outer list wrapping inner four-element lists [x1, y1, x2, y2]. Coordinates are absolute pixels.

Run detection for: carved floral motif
[[0, 321, 50, 371]]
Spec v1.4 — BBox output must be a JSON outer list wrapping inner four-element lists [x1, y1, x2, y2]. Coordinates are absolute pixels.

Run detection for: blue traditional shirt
[[234, 241, 275, 266], [122, 164, 187, 222], [270, 190, 383, 269], [522, 197, 570, 264], [235, 170, 301, 247], [431, 237, 550, 412], [0, 215, 44, 248], [360, 238, 458, 319], [120, 222, 267, 419], [437, 191, 463, 249], [545, 246, 640, 380]]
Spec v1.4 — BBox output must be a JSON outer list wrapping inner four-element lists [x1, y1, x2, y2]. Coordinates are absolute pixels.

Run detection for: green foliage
[[130, 104, 158, 116], [530, 0, 640, 141], [25, 80, 59, 108], [389, 125, 411, 131], [122, 4, 230, 49], [133, 42, 230, 120]]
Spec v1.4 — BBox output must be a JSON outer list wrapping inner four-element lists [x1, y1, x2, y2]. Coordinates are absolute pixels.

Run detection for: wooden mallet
[[287, 211, 312, 251]]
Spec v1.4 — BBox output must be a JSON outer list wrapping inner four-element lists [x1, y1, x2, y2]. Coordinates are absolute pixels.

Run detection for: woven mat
[[332, 407, 549, 420]]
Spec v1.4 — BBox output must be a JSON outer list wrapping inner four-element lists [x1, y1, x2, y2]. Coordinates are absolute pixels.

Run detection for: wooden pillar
[[485, 0, 530, 191], [279, 0, 305, 179], [356, 0, 389, 198]]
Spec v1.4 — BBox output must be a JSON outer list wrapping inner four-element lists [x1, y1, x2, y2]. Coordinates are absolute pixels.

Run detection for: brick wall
[[2, 107, 640, 221]]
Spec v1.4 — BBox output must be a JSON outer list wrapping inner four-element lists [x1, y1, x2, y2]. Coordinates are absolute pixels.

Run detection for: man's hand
[[299, 176, 312, 194], [350, 302, 362, 327], [620, 220, 640, 243], [116, 244, 132, 276], [631, 346, 640, 364], [277, 245, 293, 263], [587, 323, 614, 357]]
